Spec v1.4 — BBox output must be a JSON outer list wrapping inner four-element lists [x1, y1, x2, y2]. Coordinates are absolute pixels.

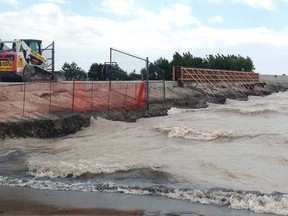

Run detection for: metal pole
[[111, 47, 147, 61], [109, 47, 112, 91], [49, 81, 52, 113], [107, 83, 110, 110], [91, 81, 94, 110], [52, 41, 55, 73], [72, 78, 75, 111], [135, 83, 137, 105], [123, 83, 128, 107], [162, 69, 166, 101], [22, 82, 26, 117], [146, 57, 149, 110]]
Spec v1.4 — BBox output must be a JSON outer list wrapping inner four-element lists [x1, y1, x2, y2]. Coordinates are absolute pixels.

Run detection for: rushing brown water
[[1, 92, 288, 215]]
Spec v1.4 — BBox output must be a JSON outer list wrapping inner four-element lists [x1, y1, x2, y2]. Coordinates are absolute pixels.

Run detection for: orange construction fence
[[0, 81, 146, 120]]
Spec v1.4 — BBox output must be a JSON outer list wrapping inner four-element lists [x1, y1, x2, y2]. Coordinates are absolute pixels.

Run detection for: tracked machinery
[[0, 39, 65, 82]]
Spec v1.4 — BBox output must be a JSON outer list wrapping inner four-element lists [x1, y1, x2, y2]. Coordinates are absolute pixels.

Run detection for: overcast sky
[[1, 0, 288, 74]]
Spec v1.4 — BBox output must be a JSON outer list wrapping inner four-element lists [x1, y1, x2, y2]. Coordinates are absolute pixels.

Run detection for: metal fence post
[[163, 78, 166, 101], [146, 57, 149, 110], [72, 78, 75, 111], [107, 82, 110, 110], [123, 83, 128, 107], [91, 81, 94, 110], [109, 48, 112, 91], [22, 82, 26, 117], [49, 81, 52, 113], [135, 82, 137, 105], [52, 41, 55, 73], [161, 68, 166, 101]]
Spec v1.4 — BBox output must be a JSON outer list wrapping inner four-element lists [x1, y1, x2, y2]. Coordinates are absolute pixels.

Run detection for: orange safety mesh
[[50, 81, 74, 112], [22, 82, 51, 118], [74, 81, 146, 111], [0, 81, 146, 120], [0, 83, 24, 120]]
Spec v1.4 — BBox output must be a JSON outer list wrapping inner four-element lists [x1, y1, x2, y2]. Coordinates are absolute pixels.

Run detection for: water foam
[[222, 93, 288, 115], [216, 107, 281, 115], [156, 125, 241, 141], [1, 175, 288, 215], [27, 154, 160, 178], [163, 188, 288, 215], [167, 108, 208, 115]]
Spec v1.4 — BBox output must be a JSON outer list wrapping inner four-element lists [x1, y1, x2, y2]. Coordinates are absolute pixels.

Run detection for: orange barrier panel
[[72, 81, 146, 111], [0, 83, 24, 120], [136, 82, 145, 107], [50, 81, 73, 112], [73, 81, 91, 111], [23, 82, 51, 118], [0, 81, 146, 120], [91, 82, 109, 110]]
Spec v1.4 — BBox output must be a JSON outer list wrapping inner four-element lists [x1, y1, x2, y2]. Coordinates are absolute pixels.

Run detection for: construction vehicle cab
[[0, 39, 63, 82]]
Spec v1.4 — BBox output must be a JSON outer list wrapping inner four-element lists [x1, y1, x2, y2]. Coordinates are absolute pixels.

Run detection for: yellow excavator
[[0, 39, 65, 82]]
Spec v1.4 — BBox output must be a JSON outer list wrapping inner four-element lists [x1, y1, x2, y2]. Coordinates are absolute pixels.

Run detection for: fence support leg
[[72, 78, 75, 111], [91, 81, 94, 110], [22, 82, 27, 117], [49, 81, 52, 113], [107, 83, 110, 110], [123, 83, 128, 107], [146, 57, 149, 110]]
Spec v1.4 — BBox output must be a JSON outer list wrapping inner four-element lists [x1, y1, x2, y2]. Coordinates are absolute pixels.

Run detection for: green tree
[[204, 54, 255, 71], [205, 54, 226, 69], [170, 52, 208, 69], [87, 63, 99, 81], [170, 52, 184, 66], [128, 70, 142, 80], [140, 67, 148, 80], [110, 63, 129, 80], [61, 62, 87, 81], [149, 57, 172, 80], [148, 64, 160, 80], [153, 57, 171, 80], [228, 55, 254, 71], [182, 52, 195, 66]]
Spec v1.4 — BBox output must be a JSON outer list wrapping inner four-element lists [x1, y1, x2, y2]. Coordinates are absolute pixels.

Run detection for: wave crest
[[1, 175, 288, 215], [27, 155, 160, 178], [167, 108, 207, 115], [161, 187, 288, 215], [156, 125, 241, 141], [215, 106, 284, 115]]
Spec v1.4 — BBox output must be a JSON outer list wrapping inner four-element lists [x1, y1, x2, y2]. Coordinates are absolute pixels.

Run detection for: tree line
[[60, 52, 255, 81]]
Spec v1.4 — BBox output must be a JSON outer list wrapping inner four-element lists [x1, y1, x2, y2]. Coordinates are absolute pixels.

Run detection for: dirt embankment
[[0, 112, 90, 139], [0, 83, 287, 140]]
